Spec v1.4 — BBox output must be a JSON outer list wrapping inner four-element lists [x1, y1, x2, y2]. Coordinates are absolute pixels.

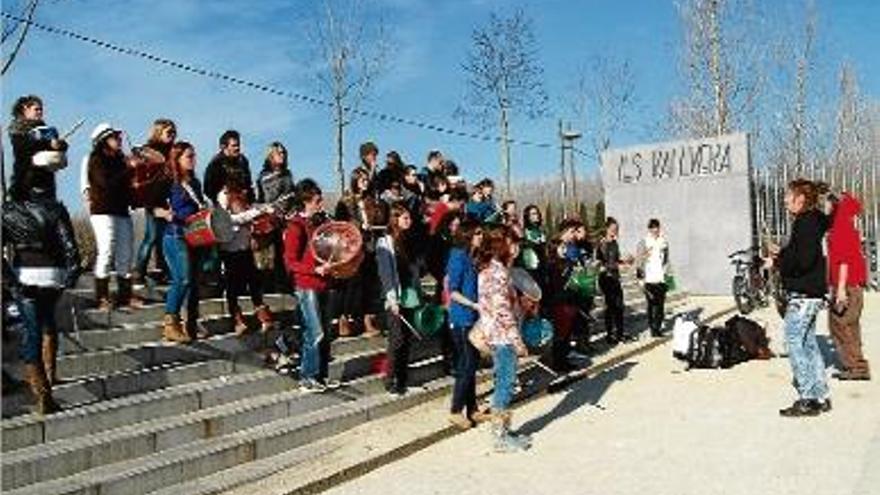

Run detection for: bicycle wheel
[[732, 275, 754, 314]]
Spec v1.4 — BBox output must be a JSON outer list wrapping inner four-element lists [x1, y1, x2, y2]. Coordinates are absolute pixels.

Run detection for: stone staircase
[[1, 273, 691, 495]]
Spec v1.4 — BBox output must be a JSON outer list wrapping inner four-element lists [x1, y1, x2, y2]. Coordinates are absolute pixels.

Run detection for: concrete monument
[[601, 133, 753, 295]]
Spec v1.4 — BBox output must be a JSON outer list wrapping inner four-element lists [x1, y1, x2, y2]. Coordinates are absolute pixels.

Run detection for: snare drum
[[184, 208, 234, 248]]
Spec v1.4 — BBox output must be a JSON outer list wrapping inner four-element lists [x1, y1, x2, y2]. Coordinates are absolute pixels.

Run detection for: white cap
[[90, 122, 120, 146]]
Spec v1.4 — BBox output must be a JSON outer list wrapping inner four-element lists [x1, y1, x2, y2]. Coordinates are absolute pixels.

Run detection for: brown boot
[[233, 311, 249, 338], [363, 314, 381, 337], [42, 334, 59, 386], [117, 276, 144, 310], [256, 304, 274, 334], [162, 314, 192, 344], [338, 316, 353, 338], [24, 363, 61, 416]]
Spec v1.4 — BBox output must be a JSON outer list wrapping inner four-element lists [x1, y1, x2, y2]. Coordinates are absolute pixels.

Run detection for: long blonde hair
[[147, 118, 176, 145]]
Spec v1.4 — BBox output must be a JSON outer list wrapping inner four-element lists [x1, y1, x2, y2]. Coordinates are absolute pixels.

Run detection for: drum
[[184, 208, 234, 248], [565, 266, 598, 299], [413, 304, 445, 336], [130, 146, 170, 208], [510, 267, 542, 301], [521, 247, 540, 270], [400, 286, 422, 309], [311, 221, 364, 279], [521, 317, 554, 349], [27, 125, 59, 142]]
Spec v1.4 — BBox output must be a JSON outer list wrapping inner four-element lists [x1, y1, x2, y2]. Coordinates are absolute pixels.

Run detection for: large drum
[[522, 317, 554, 349], [129, 146, 170, 208], [184, 208, 234, 248], [311, 221, 364, 279]]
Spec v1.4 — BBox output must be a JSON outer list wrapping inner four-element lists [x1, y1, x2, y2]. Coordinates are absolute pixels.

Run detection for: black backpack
[[686, 326, 723, 369], [724, 315, 773, 360]]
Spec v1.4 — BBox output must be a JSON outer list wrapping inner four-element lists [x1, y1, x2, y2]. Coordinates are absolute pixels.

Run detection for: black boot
[[94, 277, 111, 311]]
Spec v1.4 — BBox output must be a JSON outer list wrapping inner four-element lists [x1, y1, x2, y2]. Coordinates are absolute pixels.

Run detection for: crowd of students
[[3, 94, 870, 454]]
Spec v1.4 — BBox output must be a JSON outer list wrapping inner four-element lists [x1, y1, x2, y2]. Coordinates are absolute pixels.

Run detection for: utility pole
[[562, 123, 583, 217], [559, 120, 567, 216]]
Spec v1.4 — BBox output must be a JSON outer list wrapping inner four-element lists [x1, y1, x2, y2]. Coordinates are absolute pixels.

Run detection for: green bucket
[[565, 267, 597, 299], [413, 304, 445, 336], [665, 273, 677, 292]]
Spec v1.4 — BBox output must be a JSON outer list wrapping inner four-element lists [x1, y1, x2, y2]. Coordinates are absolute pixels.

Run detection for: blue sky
[[3, 0, 877, 213]]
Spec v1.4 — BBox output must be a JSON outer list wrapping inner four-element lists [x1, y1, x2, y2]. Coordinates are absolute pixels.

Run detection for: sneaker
[[819, 399, 832, 413], [779, 399, 821, 417], [494, 433, 530, 453], [322, 379, 342, 390], [299, 379, 327, 393]]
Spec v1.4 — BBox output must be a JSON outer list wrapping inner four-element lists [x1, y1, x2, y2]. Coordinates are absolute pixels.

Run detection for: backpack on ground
[[716, 325, 751, 368], [672, 316, 699, 361], [686, 326, 723, 369], [724, 315, 773, 360]]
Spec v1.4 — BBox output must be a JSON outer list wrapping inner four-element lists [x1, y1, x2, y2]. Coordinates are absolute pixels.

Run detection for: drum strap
[[181, 181, 207, 210]]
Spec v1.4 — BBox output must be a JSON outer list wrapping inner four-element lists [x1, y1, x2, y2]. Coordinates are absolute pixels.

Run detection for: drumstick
[[397, 314, 424, 340], [61, 118, 86, 141]]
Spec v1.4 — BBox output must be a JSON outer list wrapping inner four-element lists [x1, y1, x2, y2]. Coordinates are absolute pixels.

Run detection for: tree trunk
[[708, 0, 727, 136], [500, 107, 512, 197], [335, 99, 345, 194]]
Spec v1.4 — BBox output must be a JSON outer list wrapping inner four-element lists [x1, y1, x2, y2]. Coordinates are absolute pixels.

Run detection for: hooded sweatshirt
[[828, 193, 867, 287]]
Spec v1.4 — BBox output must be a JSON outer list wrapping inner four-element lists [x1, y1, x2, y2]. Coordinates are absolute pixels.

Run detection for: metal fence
[[751, 159, 879, 289]]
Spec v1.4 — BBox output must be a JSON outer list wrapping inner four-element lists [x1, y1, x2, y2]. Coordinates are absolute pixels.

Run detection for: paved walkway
[[326, 295, 880, 495]]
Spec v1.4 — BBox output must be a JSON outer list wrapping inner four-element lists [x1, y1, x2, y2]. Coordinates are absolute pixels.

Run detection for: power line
[[0, 11, 557, 150]]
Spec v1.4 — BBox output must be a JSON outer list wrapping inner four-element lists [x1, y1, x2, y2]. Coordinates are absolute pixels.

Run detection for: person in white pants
[[82, 123, 140, 310]]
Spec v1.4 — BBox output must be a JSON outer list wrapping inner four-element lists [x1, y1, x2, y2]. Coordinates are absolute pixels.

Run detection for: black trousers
[[384, 309, 412, 391], [644, 282, 667, 334], [599, 274, 625, 340], [220, 250, 264, 316], [450, 324, 479, 415]]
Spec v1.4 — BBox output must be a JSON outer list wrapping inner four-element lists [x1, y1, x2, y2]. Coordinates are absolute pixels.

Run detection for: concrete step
[[2, 369, 293, 451], [1, 360, 237, 419], [1, 334, 444, 451], [73, 294, 296, 330], [59, 310, 297, 355], [2, 364, 451, 495]]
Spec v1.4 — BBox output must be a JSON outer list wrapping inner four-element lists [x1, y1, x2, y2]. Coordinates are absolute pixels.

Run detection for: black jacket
[[204, 153, 253, 204], [779, 209, 828, 298], [8, 117, 66, 201], [87, 150, 132, 215], [3, 195, 82, 288]]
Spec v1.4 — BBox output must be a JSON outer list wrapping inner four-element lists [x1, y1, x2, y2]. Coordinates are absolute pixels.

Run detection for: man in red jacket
[[284, 179, 335, 392], [827, 192, 870, 381]]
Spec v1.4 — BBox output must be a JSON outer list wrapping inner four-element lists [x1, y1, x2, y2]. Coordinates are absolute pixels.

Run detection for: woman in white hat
[[83, 123, 140, 310]]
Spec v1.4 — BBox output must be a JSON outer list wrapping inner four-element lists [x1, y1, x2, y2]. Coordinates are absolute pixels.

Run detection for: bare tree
[[670, 0, 770, 139], [309, 0, 389, 193], [569, 55, 637, 165], [456, 9, 548, 196]]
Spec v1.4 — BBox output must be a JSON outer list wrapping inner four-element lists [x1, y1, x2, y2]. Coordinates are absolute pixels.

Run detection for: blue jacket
[[165, 178, 204, 237], [446, 247, 478, 328], [465, 200, 496, 223]]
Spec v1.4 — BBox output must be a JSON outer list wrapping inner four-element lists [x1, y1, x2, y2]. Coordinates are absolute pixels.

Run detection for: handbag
[[468, 318, 491, 356]]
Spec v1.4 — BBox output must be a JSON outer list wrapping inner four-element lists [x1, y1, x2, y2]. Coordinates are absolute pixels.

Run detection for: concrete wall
[[601, 133, 753, 295]]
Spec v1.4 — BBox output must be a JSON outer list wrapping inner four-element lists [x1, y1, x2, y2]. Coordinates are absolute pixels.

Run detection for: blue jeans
[[17, 287, 61, 364], [297, 289, 325, 381], [136, 211, 167, 276], [163, 235, 199, 316], [784, 297, 829, 401], [491, 344, 518, 411], [451, 324, 479, 414]]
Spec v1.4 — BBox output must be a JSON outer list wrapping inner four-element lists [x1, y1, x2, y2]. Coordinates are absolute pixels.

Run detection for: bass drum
[[184, 208, 234, 248], [510, 267, 542, 301], [311, 221, 364, 279]]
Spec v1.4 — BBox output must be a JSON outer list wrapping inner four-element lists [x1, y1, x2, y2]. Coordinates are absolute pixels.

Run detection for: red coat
[[827, 193, 867, 287], [283, 214, 329, 291]]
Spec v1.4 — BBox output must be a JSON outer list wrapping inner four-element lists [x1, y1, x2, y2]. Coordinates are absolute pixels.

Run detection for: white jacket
[[641, 234, 669, 284]]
